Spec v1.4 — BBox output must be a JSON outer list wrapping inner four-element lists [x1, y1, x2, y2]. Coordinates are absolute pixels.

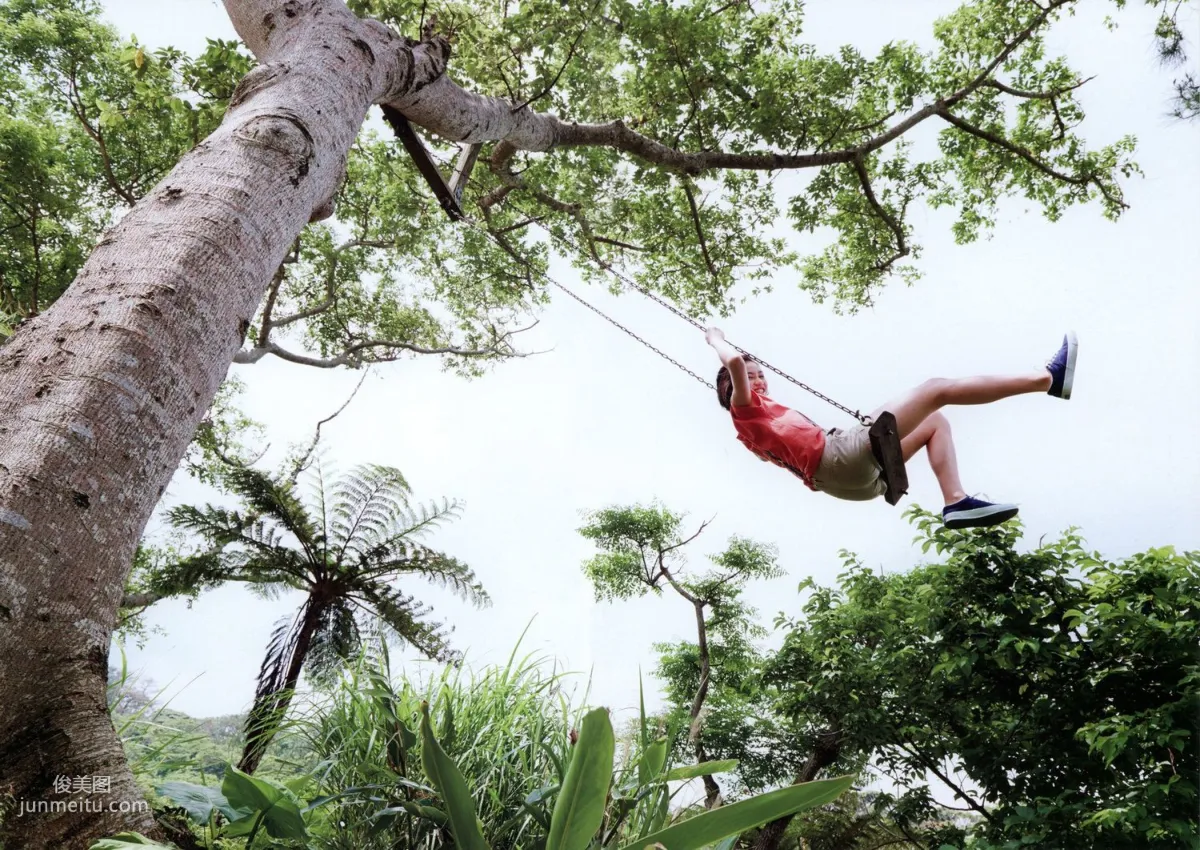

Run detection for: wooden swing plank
[[869, 411, 909, 506], [380, 106, 465, 221]]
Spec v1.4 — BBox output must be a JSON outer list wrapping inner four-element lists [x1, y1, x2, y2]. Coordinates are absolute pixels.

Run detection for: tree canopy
[[2, 0, 1166, 364], [768, 510, 1199, 848]]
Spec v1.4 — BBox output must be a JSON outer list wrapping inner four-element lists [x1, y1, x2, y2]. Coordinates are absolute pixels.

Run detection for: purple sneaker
[[1046, 331, 1078, 400]]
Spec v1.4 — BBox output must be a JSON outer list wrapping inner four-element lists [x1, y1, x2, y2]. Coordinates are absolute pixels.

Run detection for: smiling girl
[[705, 327, 1078, 529]]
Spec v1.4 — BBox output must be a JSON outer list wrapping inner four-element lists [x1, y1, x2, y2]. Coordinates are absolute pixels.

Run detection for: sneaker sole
[[943, 504, 1019, 529], [1059, 330, 1078, 400]]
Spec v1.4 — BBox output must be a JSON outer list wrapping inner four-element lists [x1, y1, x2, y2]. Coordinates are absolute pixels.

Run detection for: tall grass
[[297, 639, 586, 849]]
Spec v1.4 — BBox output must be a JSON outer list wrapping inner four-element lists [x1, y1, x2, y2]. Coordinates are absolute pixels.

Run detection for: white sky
[[107, 0, 1199, 736]]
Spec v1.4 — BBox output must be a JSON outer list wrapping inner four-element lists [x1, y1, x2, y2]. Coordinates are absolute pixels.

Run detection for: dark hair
[[715, 355, 756, 411]]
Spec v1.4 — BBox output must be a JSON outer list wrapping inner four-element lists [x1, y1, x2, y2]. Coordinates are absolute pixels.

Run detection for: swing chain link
[[541, 277, 716, 390], [422, 143, 871, 426], [505, 202, 874, 427]]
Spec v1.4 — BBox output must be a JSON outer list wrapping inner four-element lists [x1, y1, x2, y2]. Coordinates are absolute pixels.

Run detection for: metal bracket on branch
[[380, 106, 482, 221]]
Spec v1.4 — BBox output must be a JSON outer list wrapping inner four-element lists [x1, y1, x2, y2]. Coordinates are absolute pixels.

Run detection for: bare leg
[[901, 412, 966, 505], [872, 371, 1051, 442]]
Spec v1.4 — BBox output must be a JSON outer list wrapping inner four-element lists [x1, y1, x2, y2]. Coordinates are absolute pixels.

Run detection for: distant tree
[[579, 502, 785, 807], [165, 462, 489, 774]]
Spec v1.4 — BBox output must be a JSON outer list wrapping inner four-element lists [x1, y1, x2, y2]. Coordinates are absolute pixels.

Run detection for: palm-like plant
[[166, 462, 489, 774]]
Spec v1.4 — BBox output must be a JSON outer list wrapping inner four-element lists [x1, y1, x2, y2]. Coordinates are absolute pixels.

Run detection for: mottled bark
[[0, 1, 447, 845]]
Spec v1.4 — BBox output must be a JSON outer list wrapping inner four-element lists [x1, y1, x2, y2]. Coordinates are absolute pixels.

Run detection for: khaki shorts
[[812, 426, 886, 502]]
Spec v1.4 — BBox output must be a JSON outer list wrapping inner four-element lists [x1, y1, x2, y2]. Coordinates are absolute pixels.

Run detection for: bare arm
[[705, 327, 752, 407]]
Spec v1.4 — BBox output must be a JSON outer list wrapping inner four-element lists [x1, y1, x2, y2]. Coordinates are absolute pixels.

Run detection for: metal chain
[[454, 211, 716, 389], [541, 276, 716, 390], [505, 202, 872, 426], [421, 145, 871, 424]]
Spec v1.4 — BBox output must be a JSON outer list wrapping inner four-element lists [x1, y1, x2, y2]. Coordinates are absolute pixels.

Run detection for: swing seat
[[869, 411, 908, 506]]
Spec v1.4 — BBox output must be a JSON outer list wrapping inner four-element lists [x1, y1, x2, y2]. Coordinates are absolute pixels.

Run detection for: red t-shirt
[[730, 393, 826, 490]]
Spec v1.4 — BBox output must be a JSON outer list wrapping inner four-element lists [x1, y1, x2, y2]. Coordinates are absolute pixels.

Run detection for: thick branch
[[851, 154, 908, 272], [120, 590, 166, 609], [681, 181, 719, 281], [392, 0, 1065, 176], [234, 330, 531, 367]]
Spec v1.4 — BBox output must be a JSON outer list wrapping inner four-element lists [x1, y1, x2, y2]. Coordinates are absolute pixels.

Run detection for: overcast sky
[[105, 0, 1199, 732]]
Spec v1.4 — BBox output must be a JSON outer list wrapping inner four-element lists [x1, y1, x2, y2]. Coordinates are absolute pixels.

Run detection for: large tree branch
[[393, 0, 1066, 176], [119, 590, 166, 609], [234, 327, 533, 367]]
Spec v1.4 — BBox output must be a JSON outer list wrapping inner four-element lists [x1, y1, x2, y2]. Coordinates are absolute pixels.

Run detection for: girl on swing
[[705, 327, 1078, 528]]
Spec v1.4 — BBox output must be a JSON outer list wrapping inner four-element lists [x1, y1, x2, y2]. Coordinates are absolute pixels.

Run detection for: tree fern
[[156, 459, 486, 773]]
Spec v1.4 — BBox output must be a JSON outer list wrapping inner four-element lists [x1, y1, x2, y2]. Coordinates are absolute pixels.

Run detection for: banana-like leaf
[[664, 760, 739, 782], [638, 737, 669, 786], [547, 707, 615, 850], [618, 775, 855, 850], [419, 701, 490, 850]]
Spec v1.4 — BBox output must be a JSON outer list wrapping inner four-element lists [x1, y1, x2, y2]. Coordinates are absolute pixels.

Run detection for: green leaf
[[665, 760, 740, 781], [155, 781, 235, 824], [419, 701, 490, 850], [222, 814, 263, 838], [220, 764, 308, 840], [638, 674, 649, 749], [617, 775, 855, 850], [371, 801, 449, 829], [89, 835, 175, 850], [638, 736, 669, 786], [397, 717, 418, 749], [547, 707, 615, 850]]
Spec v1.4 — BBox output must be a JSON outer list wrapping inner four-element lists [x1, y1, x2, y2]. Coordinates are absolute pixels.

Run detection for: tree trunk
[[0, 2, 448, 845], [237, 597, 325, 775], [689, 600, 721, 809], [750, 727, 842, 850]]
